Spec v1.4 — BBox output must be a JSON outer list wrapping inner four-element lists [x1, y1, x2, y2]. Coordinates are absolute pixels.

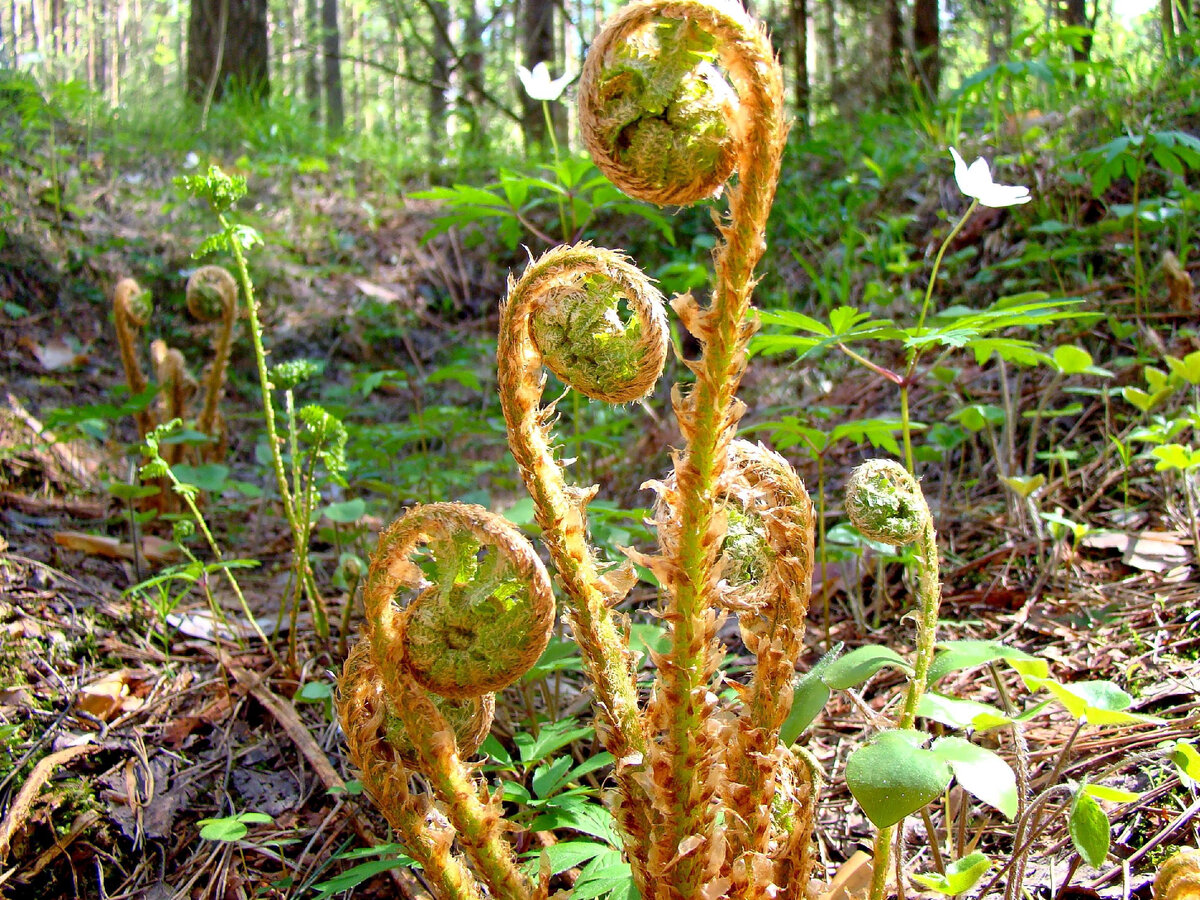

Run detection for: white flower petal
[[947, 147, 1031, 208], [517, 60, 568, 101]]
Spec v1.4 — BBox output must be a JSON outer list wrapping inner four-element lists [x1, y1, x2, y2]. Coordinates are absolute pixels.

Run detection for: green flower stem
[[911, 198, 978, 347], [160, 457, 282, 669], [221, 216, 330, 641], [542, 99, 571, 244], [900, 384, 915, 476], [869, 514, 940, 900]]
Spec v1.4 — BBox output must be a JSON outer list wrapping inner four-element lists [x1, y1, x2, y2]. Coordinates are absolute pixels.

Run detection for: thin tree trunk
[[913, 0, 939, 101], [305, 0, 320, 119], [822, 0, 837, 109], [789, 0, 809, 128], [462, 0, 487, 151], [322, 0, 343, 136], [428, 0, 450, 157], [884, 0, 903, 100], [521, 0, 557, 152], [1161, 0, 1177, 63], [186, 0, 270, 104]]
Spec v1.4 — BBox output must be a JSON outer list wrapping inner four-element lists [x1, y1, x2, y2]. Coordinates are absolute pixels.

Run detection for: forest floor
[[0, 122, 1198, 900]]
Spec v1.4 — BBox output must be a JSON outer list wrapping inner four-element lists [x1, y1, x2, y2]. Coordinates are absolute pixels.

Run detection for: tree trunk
[[322, 0, 343, 136], [428, 0, 451, 156], [883, 0, 903, 100], [789, 0, 809, 128], [521, 0, 558, 152], [1061, 0, 1095, 64], [912, 0, 939, 101], [821, 0, 837, 109], [305, 0, 320, 119], [186, 0, 269, 104], [462, 0, 488, 151]]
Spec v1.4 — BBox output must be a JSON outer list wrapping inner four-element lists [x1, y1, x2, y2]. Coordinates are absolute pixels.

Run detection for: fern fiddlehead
[[340, 502, 555, 900], [185, 265, 237, 462], [114, 277, 155, 440]]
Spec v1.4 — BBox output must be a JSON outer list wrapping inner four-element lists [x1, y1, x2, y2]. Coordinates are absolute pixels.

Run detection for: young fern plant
[[337, 2, 919, 898]]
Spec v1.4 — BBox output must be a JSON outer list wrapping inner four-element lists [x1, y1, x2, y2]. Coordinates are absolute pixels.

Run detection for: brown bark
[[186, 0, 269, 104], [521, 0, 559, 152], [913, 0, 939, 101], [322, 0, 344, 136], [789, 0, 809, 127]]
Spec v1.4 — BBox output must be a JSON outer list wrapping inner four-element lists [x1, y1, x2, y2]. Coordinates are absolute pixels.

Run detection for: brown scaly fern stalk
[[149, 339, 198, 467], [497, 244, 668, 892], [185, 265, 238, 463], [577, 2, 789, 897], [113, 277, 155, 440], [338, 503, 556, 900]]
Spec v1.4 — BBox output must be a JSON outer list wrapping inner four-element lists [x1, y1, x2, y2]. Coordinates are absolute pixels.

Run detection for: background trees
[[0, 0, 1181, 167]]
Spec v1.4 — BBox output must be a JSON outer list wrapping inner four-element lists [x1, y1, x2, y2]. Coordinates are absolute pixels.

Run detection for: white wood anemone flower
[[517, 62, 572, 102], [949, 147, 1032, 208]]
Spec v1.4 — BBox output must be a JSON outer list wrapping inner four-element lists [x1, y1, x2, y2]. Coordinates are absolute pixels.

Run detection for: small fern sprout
[[844, 458, 928, 546], [114, 277, 155, 439], [185, 265, 238, 461]]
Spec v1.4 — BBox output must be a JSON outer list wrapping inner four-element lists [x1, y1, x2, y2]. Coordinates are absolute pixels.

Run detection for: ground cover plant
[[0, 1, 1198, 899]]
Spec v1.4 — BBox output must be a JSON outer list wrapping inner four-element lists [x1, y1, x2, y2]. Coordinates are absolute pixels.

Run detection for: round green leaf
[[1170, 740, 1200, 783], [1052, 345, 1093, 375], [928, 640, 1048, 683], [171, 463, 230, 493], [780, 646, 840, 745], [911, 852, 993, 895], [322, 498, 366, 523], [931, 736, 1018, 819], [822, 645, 912, 690], [846, 730, 952, 828], [916, 693, 1011, 732], [1069, 790, 1110, 868]]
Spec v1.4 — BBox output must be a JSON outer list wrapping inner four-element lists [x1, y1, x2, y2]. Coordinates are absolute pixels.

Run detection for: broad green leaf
[[295, 681, 333, 702], [1151, 444, 1200, 471], [1082, 784, 1141, 803], [311, 854, 419, 899], [322, 498, 366, 523], [572, 851, 636, 900], [171, 463, 229, 493], [1164, 351, 1200, 385], [911, 852, 992, 895], [928, 640, 1048, 682], [1025, 677, 1164, 725], [530, 800, 621, 847], [197, 811, 272, 842], [1052, 345, 1093, 374], [931, 736, 1018, 819], [846, 730, 952, 828], [780, 643, 842, 745], [1069, 790, 1110, 868], [916, 693, 1012, 731], [1170, 740, 1200, 783], [951, 404, 1005, 433], [822, 645, 912, 690], [532, 755, 574, 799]]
